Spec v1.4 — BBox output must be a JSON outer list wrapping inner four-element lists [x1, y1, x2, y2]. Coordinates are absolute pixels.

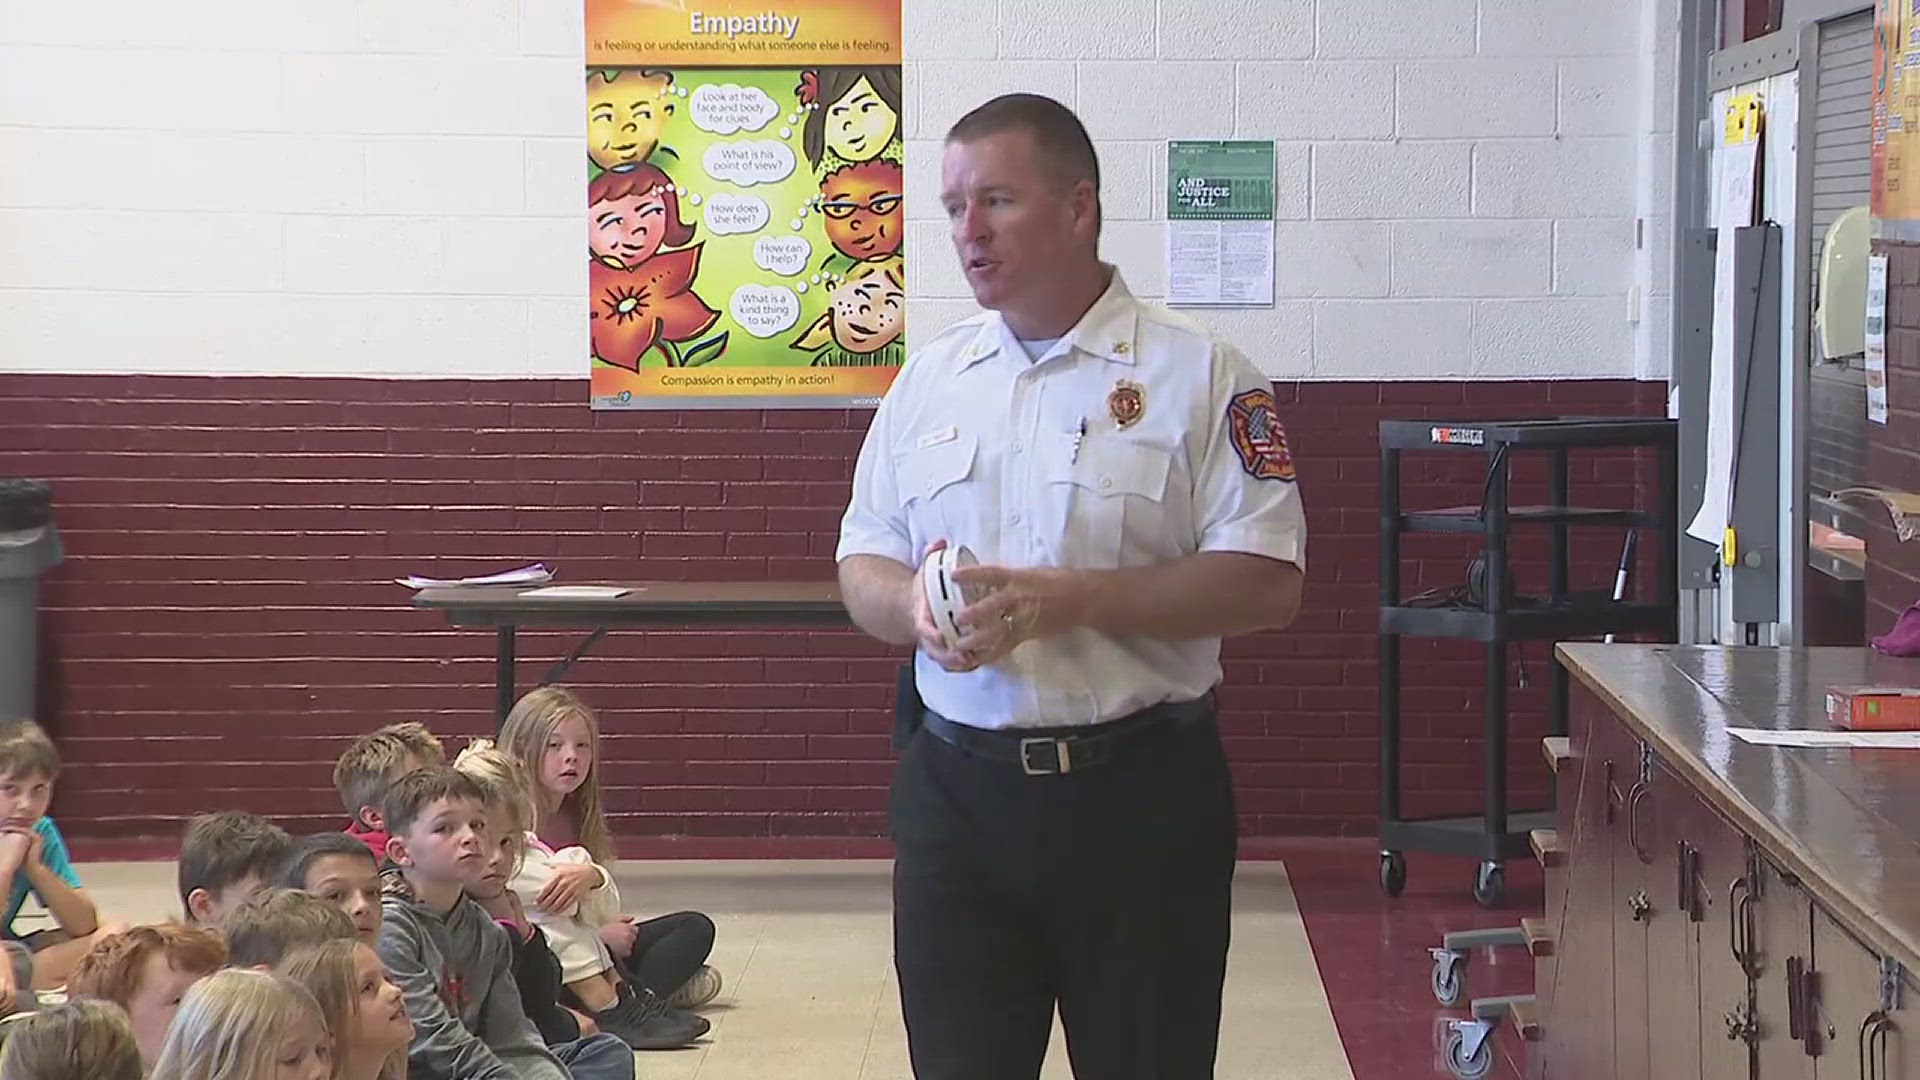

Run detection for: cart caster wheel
[[1443, 1027, 1495, 1079], [1429, 948, 1466, 1006], [1380, 851, 1407, 897], [1472, 861, 1505, 908]]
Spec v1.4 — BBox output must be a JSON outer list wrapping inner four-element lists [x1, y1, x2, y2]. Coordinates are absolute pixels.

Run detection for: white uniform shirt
[[838, 269, 1306, 730]]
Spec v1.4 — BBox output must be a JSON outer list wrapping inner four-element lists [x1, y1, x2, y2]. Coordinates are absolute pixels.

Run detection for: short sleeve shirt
[[837, 269, 1307, 729], [2, 817, 80, 938]]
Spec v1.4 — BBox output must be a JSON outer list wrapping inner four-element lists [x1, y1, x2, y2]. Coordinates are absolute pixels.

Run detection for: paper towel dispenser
[[1817, 205, 1869, 359]]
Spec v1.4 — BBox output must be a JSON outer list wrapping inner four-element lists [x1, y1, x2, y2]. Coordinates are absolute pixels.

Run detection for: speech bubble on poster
[[703, 140, 796, 187], [704, 193, 770, 236], [753, 235, 812, 277], [690, 83, 781, 135], [730, 284, 801, 338]]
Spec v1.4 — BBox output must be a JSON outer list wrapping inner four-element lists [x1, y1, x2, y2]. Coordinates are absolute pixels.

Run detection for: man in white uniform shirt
[[837, 95, 1306, 1079]]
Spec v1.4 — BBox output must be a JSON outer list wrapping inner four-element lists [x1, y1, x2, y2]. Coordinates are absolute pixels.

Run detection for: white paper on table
[[1686, 137, 1762, 545], [1729, 727, 1920, 749], [395, 563, 554, 589], [517, 585, 633, 599], [1867, 253, 1890, 424]]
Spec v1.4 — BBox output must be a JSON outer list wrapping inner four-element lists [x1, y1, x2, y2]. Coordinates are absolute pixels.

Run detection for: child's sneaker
[[667, 964, 723, 1010], [594, 984, 710, 1050]]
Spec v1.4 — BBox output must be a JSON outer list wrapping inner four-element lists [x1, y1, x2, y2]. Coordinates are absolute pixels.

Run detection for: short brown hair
[[946, 93, 1101, 196], [0, 719, 59, 781], [176, 812, 292, 915], [333, 723, 446, 826], [380, 766, 486, 841], [220, 888, 357, 969], [69, 924, 228, 1008]]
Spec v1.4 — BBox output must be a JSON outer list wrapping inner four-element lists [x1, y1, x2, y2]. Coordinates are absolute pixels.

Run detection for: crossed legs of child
[[616, 911, 717, 1005]]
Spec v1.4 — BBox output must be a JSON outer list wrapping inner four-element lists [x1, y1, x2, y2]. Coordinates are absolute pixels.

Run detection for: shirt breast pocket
[[1047, 435, 1173, 568], [897, 435, 978, 543]]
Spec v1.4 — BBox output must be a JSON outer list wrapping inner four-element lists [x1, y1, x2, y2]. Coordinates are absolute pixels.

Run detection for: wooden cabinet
[[1608, 718, 1652, 1079], [1542, 688, 1624, 1079], [1646, 760, 1727, 1080], [1752, 859, 1817, 1079], [1544, 691, 1890, 1079], [1809, 910, 1917, 1080], [1687, 798, 1754, 1080], [1547, 645, 1920, 1080]]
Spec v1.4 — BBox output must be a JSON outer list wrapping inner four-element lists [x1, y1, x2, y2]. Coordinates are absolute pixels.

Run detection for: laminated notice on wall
[[1867, 253, 1889, 424], [1165, 141, 1275, 308]]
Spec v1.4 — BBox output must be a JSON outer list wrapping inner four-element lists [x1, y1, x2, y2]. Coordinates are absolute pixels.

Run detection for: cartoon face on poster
[[585, 0, 905, 409]]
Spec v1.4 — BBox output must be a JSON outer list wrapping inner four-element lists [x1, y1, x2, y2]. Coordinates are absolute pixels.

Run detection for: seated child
[[278, 939, 412, 1080], [149, 967, 331, 1080], [377, 766, 632, 1080], [221, 888, 357, 969], [0, 719, 121, 990], [0, 999, 143, 1080], [453, 739, 701, 1051], [282, 832, 383, 945], [501, 688, 721, 1010], [67, 922, 227, 1069], [335, 722, 446, 860], [178, 811, 292, 927]]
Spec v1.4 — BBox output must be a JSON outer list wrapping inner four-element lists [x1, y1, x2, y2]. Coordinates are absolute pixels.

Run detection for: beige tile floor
[[37, 859, 1353, 1079]]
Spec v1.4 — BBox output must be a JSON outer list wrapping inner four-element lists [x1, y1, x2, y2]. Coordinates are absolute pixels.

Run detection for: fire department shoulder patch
[[1226, 388, 1295, 482]]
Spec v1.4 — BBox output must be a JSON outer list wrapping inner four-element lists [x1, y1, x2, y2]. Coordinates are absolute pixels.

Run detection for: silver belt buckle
[[1019, 737, 1072, 776]]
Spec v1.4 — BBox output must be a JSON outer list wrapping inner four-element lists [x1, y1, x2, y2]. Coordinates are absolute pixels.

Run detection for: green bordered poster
[[1165, 140, 1275, 308]]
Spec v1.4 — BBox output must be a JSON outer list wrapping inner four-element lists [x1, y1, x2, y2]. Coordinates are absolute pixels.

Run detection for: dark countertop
[[413, 581, 849, 627], [1557, 644, 1920, 970]]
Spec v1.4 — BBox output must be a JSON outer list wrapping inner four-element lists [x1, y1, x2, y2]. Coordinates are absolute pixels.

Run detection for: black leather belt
[[919, 695, 1215, 776]]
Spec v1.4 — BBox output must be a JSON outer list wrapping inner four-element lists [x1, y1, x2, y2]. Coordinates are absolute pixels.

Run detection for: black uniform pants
[[889, 707, 1237, 1079]]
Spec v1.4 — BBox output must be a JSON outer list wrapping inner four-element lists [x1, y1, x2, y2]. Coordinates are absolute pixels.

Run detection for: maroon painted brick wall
[[1868, 242, 1920, 634], [0, 374, 1661, 843]]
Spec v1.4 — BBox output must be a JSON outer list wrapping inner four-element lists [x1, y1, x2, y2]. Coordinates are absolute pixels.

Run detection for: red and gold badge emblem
[[1108, 379, 1145, 429], [1226, 388, 1295, 481]]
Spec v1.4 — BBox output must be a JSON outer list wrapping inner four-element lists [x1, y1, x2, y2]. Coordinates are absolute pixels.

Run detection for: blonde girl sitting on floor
[[499, 686, 722, 1013]]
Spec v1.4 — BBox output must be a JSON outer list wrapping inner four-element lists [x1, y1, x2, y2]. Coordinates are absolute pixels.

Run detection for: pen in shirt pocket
[[1070, 417, 1087, 464]]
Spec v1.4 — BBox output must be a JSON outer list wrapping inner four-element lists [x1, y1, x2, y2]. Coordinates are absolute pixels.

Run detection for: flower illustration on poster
[[584, 0, 905, 409]]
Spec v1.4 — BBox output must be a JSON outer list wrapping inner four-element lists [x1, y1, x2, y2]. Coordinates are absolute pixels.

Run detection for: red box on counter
[[1826, 686, 1920, 730]]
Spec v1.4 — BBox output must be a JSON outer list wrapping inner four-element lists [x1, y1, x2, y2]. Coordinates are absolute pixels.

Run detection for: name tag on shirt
[[916, 425, 958, 450]]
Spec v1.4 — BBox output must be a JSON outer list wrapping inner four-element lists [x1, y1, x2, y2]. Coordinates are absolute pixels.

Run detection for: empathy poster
[[585, 0, 905, 410]]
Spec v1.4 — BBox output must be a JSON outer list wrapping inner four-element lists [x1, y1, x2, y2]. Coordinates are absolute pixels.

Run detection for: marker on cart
[[1602, 532, 1638, 645]]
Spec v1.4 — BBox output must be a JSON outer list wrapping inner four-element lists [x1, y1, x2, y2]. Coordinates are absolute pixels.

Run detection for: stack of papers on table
[[517, 586, 632, 599], [395, 564, 553, 589], [1728, 728, 1920, 749]]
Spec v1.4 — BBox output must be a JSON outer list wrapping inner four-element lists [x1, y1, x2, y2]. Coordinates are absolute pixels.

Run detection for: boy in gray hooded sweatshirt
[[376, 767, 633, 1080]]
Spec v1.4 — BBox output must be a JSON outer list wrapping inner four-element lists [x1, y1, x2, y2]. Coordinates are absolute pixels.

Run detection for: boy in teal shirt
[[0, 719, 117, 997]]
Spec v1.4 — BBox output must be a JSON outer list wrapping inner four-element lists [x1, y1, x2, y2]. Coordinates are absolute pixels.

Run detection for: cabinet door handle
[[1676, 841, 1700, 920], [1728, 878, 1753, 974], [1605, 761, 1621, 824], [1786, 956, 1808, 1043], [1859, 1013, 1893, 1080], [1626, 781, 1651, 863]]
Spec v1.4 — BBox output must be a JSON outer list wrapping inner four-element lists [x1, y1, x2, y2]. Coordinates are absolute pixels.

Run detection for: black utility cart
[[1376, 416, 1679, 906]]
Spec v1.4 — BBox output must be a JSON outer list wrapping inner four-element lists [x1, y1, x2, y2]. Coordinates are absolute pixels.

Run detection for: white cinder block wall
[[0, 0, 1674, 382]]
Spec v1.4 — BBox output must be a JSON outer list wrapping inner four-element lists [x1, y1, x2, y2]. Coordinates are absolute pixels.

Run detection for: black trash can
[[0, 481, 62, 721]]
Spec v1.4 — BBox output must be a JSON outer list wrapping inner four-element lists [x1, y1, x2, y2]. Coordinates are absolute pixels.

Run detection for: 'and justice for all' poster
[[585, 0, 904, 409]]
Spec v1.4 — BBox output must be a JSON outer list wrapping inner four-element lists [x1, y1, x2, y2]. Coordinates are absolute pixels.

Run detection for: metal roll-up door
[[1807, 9, 1873, 540]]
